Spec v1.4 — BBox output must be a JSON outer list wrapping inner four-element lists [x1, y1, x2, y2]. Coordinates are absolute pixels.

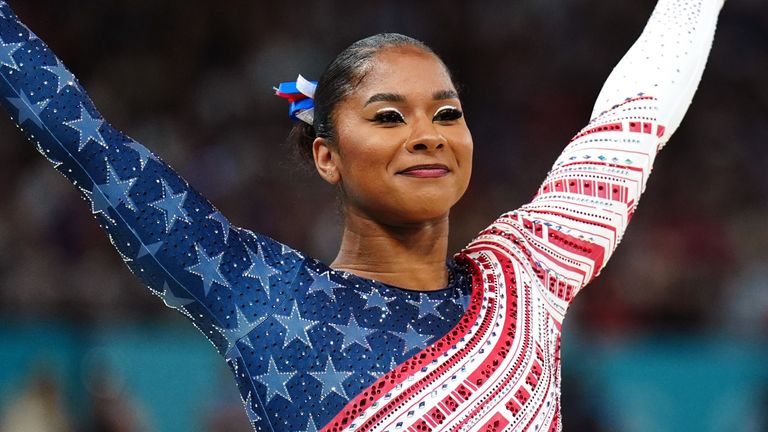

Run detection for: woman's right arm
[[0, 1, 301, 356]]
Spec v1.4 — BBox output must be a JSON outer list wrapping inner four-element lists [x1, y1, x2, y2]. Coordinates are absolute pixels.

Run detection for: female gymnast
[[0, 0, 724, 430]]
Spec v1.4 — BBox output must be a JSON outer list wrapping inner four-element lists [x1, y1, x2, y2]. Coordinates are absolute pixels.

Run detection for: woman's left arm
[[468, 0, 724, 303]]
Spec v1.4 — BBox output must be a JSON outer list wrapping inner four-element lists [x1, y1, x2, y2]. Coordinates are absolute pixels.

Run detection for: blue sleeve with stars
[[0, 2, 299, 356], [0, 3, 478, 430]]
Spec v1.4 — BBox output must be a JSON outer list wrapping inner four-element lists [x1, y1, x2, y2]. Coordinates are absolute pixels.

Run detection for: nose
[[406, 115, 446, 152]]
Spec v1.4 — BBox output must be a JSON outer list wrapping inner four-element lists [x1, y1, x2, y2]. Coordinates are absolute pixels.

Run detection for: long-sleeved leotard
[[0, 0, 721, 431]]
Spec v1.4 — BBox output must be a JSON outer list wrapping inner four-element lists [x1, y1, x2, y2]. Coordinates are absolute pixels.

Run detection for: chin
[[383, 199, 454, 226]]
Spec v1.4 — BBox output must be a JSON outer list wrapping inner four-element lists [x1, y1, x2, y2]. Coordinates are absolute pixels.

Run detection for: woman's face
[[315, 46, 473, 226]]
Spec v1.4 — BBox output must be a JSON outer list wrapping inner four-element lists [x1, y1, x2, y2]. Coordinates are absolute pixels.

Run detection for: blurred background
[[0, 0, 766, 431]]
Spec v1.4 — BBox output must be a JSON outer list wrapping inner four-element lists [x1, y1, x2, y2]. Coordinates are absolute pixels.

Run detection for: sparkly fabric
[[0, 0, 721, 431]]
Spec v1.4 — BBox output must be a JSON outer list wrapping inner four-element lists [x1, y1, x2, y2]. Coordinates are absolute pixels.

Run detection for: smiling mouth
[[397, 164, 450, 178]]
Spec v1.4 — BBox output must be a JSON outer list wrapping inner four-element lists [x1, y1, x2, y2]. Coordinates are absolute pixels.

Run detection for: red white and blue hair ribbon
[[274, 75, 317, 125]]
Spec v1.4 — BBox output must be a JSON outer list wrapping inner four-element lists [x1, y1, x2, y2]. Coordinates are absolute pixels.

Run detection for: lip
[[397, 164, 450, 178]]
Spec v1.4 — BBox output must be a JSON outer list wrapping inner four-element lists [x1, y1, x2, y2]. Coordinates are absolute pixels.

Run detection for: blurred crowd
[[0, 361, 254, 432], [0, 0, 766, 430]]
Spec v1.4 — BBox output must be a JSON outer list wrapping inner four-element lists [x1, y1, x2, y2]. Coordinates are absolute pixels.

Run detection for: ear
[[312, 136, 341, 185]]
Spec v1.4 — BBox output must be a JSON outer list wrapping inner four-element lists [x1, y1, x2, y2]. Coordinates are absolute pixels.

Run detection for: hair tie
[[274, 75, 317, 126]]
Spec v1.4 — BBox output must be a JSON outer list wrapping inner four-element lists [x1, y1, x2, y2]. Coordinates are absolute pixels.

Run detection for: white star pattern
[[306, 268, 342, 298], [186, 243, 230, 296], [90, 162, 138, 213], [255, 356, 295, 404], [64, 104, 107, 151], [243, 243, 278, 296], [394, 323, 432, 355], [274, 301, 319, 349], [331, 314, 375, 351], [408, 293, 444, 319], [149, 178, 192, 233], [310, 358, 352, 400], [363, 290, 395, 312]]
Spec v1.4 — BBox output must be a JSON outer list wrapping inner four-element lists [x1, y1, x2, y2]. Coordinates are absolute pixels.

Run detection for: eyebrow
[[364, 93, 405, 106], [433, 89, 459, 101], [363, 89, 459, 107]]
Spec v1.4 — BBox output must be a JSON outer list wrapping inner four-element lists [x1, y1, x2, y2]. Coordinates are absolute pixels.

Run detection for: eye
[[372, 108, 405, 124], [433, 105, 463, 122]]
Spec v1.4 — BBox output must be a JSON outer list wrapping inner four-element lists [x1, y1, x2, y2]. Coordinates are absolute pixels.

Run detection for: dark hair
[[289, 33, 442, 164]]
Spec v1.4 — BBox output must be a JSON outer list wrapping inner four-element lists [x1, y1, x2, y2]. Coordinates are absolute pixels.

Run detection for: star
[[207, 211, 231, 243], [42, 59, 76, 93], [242, 243, 278, 298], [7, 91, 49, 128], [306, 268, 342, 298], [124, 140, 158, 170], [274, 301, 319, 348], [0, 38, 23, 70], [331, 314, 375, 351], [408, 294, 444, 319], [218, 307, 265, 358], [363, 290, 395, 311], [244, 392, 262, 424], [394, 324, 431, 355], [255, 356, 295, 403], [158, 282, 194, 310], [186, 243, 230, 296], [91, 162, 138, 213], [64, 104, 107, 151], [149, 179, 192, 233], [310, 357, 352, 400]]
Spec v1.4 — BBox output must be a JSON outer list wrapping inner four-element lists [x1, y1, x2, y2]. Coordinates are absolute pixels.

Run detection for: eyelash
[[371, 107, 463, 124], [372, 109, 405, 124], [433, 106, 463, 122]]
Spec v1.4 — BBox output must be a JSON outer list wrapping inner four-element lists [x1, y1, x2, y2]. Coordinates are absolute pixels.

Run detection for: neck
[[330, 210, 450, 291]]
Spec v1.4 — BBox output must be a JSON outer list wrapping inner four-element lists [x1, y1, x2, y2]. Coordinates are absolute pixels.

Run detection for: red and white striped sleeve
[[469, 0, 724, 303]]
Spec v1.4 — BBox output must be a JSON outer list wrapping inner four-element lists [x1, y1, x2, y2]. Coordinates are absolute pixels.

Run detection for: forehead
[[353, 47, 455, 101]]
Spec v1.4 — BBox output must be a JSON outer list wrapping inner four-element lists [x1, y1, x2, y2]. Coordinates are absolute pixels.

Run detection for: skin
[[312, 46, 474, 291]]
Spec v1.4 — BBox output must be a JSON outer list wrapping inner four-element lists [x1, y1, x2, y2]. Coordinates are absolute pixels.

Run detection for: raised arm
[[0, 2, 304, 356], [468, 0, 724, 303]]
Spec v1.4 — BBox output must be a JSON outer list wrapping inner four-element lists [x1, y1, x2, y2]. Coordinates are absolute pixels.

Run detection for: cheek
[[451, 130, 474, 195], [342, 143, 387, 177], [337, 136, 394, 199], [449, 128, 474, 167], [338, 127, 404, 175]]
